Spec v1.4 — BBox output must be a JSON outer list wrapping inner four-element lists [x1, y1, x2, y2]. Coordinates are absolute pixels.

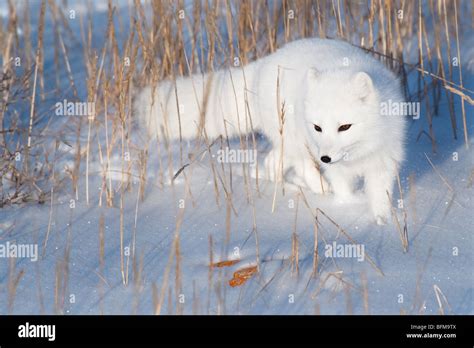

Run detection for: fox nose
[[320, 156, 331, 163]]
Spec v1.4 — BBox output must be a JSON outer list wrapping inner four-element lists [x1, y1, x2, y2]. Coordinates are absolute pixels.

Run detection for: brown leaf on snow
[[228, 265, 258, 287], [210, 259, 241, 268]]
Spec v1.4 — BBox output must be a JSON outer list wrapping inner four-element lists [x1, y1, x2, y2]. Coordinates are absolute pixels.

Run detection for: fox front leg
[[324, 166, 356, 202], [364, 160, 397, 225], [301, 159, 329, 194]]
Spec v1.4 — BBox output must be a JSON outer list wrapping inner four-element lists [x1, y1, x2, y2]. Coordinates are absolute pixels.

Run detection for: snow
[[0, 1, 472, 315]]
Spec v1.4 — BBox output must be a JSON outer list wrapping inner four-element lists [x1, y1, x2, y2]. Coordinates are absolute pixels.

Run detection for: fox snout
[[315, 144, 340, 164], [319, 151, 346, 164]]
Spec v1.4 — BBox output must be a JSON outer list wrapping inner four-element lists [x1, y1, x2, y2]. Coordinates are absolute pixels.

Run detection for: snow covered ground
[[0, 0, 472, 315]]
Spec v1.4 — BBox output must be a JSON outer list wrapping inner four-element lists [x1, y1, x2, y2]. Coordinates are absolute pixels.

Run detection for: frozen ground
[[0, 1, 472, 315]]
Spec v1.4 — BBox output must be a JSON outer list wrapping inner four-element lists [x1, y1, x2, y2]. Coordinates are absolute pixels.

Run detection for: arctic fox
[[136, 38, 406, 224]]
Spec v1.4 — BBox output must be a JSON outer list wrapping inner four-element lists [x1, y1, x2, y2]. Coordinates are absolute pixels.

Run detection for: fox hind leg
[[263, 149, 289, 182]]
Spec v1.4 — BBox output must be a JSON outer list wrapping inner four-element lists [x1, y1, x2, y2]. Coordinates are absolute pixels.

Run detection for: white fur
[[136, 38, 406, 224]]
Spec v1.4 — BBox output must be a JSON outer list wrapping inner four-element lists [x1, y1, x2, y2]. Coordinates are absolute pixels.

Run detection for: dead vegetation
[[0, 0, 471, 314]]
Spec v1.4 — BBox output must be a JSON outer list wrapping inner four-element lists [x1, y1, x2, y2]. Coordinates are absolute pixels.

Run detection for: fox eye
[[338, 124, 352, 132], [314, 124, 322, 132]]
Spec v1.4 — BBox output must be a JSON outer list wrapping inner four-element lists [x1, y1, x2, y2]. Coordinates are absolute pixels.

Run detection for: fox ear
[[353, 72, 373, 101], [307, 68, 321, 80]]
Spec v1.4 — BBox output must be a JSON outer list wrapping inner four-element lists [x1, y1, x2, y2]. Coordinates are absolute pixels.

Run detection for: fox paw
[[375, 215, 388, 225], [372, 206, 391, 225], [334, 193, 362, 204]]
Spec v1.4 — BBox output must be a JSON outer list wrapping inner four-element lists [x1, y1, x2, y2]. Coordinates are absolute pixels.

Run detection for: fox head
[[302, 69, 381, 165]]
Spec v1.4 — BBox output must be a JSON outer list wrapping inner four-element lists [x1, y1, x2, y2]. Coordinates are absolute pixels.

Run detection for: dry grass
[[1, 0, 471, 205], [0, 0, 472, 314]]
